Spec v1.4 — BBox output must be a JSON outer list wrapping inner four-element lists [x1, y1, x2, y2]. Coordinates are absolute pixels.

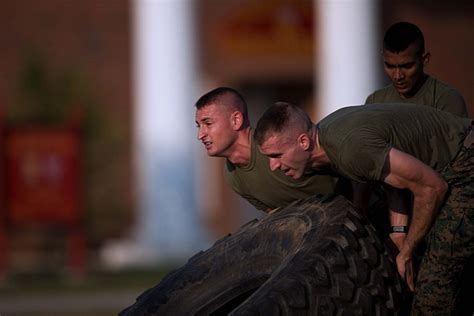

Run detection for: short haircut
[[195, 87, 249, 121], [254, 102, 313, 146], [383, 22, 425, 55]]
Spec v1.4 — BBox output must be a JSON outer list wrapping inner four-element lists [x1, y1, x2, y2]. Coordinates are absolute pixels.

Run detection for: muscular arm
[[383, 186, 411, 250], [381, 148, 448, 288]]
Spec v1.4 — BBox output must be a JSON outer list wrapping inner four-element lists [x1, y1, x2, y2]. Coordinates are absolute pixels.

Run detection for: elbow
[[419, 177, 448, 203], [432, 178, 449, 202]]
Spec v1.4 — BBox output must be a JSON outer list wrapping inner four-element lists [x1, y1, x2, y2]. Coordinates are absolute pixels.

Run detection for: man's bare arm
[[381, 148, 448, 289], [383, 186, 411, 249]]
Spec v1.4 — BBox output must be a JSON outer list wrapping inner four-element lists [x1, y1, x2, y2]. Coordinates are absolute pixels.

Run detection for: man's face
[[195, 103, 237, 157], [383, 43, 428, 98], [258, 133, 310, 180]]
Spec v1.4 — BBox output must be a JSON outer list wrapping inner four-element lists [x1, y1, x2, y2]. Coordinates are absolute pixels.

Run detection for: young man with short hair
[[255, 102, 473, 314], [195, 87, 338, 213], [366, 21, 468, 117]]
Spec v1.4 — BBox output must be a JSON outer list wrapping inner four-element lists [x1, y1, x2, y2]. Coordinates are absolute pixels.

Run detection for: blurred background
[[0, 0, 472, 315]]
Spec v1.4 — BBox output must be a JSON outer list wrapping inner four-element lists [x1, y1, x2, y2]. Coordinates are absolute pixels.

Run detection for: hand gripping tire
[[120, 195, 403, 315]]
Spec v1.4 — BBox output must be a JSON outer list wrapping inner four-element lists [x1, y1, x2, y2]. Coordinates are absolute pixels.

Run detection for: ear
[[230, 111, 244, 130], [298, 133, 311, 151], [422, 51, 430, 66]]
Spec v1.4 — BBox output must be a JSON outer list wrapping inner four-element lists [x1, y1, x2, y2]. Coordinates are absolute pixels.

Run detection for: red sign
[[4, 127, 81, 225]]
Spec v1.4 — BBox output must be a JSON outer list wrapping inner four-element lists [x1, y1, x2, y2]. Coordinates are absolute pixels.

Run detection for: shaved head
[[254, 102, 313, 146], [195, 87, 249, 126]]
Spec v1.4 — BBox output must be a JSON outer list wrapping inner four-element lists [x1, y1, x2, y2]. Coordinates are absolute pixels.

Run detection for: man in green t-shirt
[[365, 21, 468, 118], [254, 102, 473, 314], [194, 87, 338, 213]]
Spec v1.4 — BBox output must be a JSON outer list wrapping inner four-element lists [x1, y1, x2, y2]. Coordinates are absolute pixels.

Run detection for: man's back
[[318, 103, 471, 182]]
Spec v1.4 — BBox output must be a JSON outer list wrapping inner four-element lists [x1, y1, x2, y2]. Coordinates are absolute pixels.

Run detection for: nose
[[197, 126, 206, 140], [269, 158, 280, 171], [394, 67, 404, 80]]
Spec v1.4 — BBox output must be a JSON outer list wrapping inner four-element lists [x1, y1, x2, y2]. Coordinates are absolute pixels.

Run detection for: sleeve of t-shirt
[[336, 129, 391, 182], [436, 89, 469, 118]]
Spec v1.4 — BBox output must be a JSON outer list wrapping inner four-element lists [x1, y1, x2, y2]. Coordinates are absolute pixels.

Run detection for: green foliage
[[8, 52, 85, 124], [7, 51, 130, 243]]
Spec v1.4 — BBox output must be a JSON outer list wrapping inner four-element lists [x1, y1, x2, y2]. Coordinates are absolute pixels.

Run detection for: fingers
[[396, 255, 406, 280], [396, 254, 415, 292], [405, 261, 415, 291]]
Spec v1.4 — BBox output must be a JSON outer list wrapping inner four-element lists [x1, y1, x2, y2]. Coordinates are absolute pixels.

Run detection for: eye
[[399, 62, 415, 69], [268, 153, 282, 158]]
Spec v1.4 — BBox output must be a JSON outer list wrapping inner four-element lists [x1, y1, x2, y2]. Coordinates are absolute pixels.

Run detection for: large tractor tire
[[120, 194, 403, 315]]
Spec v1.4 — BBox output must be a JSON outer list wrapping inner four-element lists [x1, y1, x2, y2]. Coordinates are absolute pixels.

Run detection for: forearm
[[385, 186, 411, 248], [400, 183, 448, 256], [388, 211, 409, 250], [390, 211, 409, 226]]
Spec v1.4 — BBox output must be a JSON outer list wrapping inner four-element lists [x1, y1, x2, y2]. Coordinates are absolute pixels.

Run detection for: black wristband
[[390, 225, 408, 233]]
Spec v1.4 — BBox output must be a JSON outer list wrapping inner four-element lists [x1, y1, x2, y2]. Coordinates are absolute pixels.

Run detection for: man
[[366, 22, 472, 311], [254, 102, 473, 314], [366, 21, 468, 118], [194, 87, 338, 213]]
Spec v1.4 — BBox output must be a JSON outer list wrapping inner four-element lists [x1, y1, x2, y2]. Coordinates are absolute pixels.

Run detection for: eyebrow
[[384, 61, 416, 68], [197, 117, 212, 122]]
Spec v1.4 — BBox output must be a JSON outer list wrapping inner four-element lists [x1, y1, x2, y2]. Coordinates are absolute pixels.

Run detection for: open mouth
[[203, 141, 212, 149], [282, 169, 292, 176], [394, 82, 407, 89]]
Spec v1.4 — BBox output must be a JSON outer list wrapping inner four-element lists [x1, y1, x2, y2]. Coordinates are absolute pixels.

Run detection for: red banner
[[4, 127, 81, 225]]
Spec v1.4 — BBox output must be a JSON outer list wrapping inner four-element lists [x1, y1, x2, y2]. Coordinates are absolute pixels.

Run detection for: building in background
[[0, 0, 472, 270]]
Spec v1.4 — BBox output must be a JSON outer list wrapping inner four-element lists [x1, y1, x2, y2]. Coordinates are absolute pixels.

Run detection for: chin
[[291, 173, 302, 180], [206, 149, 217, 157]]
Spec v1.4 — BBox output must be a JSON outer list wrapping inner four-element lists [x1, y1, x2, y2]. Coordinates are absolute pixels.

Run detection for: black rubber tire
[[120, 194, 403, 315]]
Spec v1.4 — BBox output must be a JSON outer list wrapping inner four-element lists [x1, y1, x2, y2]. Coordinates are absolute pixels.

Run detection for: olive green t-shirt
[[225, 132, 337, 211], [317, 103, 472, 183], [365, 75, 468, 118]]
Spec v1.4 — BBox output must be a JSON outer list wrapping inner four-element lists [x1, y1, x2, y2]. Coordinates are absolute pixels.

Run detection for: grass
[[0, 266, 176, 296], [0, 266, 178, 316]]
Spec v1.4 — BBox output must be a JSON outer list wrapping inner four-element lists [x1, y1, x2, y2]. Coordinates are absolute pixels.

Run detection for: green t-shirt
[[225, 132, 337, 211], [365, 75, 468, 118], [317, 103, 472, 183]]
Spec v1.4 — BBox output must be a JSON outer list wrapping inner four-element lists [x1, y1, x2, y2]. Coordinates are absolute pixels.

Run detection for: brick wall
[[0, 0, 133, 245]]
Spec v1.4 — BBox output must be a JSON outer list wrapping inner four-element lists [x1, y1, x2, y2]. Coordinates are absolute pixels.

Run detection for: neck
[[227, 126, 252, 166], [311, 128, 331, 169]]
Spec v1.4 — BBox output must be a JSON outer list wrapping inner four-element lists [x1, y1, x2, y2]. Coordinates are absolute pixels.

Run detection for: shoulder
[[429, 76, 468, 117], [365, 84, 396, 104], [429, 76, 463, 99]]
